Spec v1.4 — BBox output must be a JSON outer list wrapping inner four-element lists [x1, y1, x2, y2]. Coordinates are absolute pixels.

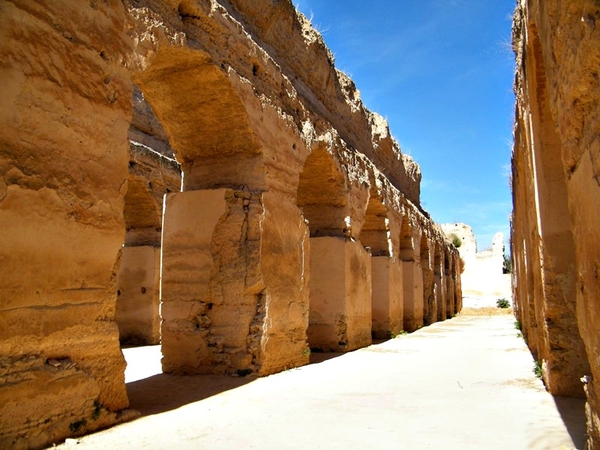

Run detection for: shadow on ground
[[127, 374, 253, 416], [309, 351, 344, 364], [127, 350, 349, 416], [554, 396, 588, 449]]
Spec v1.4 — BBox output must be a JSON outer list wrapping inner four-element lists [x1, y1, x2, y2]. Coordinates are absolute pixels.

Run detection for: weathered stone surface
[[307, 237, 372, 352], [512, 0, 600, 447], [371, 256, 403, 339], [115, 246, 161, 345], [0, 0, 462, 447], [0, 0, 131, 447]]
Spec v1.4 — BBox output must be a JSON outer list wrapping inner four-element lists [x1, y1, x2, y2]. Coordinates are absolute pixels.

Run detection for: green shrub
[[496, 298, 510, 309], [450, 234, 462, 248], [503, 254, 512, 274], [533, 361, 543, 378]]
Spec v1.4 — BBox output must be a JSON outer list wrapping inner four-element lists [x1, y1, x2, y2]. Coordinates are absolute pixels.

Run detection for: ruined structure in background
[[512, 0, 600, 447], [0, 0, 461, 447], [442, 223, 511, 301]]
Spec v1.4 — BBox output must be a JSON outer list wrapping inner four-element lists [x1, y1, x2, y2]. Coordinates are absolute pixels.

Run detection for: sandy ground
[[53, 312, 586, 450]]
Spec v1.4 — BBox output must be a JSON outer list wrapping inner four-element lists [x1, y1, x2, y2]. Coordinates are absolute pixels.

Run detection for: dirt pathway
[[56, 314, 586, 449]]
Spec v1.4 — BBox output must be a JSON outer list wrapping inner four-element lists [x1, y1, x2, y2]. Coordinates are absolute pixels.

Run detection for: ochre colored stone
[[0, 0, 462, 448], [512, 1, 600, 447]]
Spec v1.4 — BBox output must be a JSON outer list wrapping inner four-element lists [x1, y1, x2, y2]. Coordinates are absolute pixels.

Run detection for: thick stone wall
[[0, 0, 461, 447], [0, 1, 134, 448], [512, 0, 600, 446]]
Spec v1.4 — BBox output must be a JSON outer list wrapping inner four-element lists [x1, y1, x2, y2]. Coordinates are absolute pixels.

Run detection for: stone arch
[[299, 145, 371, 352], [133, 46, 265, 191], [360, 193, 390, 256], [433, 243, 444, 322], [115, 140, 181, 346], [297, 145, 349, 237], [400, 214, 415, 261], [129, 46, 278, 375], [116, 176, 162, 346], [362, 190, 403, 339], [401, 213, 424, 332]]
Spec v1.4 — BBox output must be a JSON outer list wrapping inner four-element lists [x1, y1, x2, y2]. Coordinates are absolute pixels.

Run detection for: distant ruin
[[0, 1, 461, 448], [512, 0, 600, 447], [442, 223, 511, 302]]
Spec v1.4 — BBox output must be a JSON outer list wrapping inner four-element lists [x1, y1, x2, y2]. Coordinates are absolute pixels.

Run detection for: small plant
[[516, 332, 523, 339], [450, 234, 462, 248], [301, 347, 311, 357], [503, 254, 512, 274], [496, 298, 510, 309], [69, 419, 87, 433], [533, 361, 543, 378], [514, 320, 522, 331]]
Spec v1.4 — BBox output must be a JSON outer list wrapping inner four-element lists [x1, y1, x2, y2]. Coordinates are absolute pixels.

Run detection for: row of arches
[[114, 43, 463, 376], [0, 2, 462, 446]]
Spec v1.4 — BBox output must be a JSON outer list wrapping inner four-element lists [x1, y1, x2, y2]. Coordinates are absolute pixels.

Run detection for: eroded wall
[[0, 0, 462, 447], [512, 0, 600, 446], [0, 1, 133, 448]]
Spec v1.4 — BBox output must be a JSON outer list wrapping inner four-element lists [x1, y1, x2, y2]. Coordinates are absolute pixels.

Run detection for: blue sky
[[294, 1, 516, 251]]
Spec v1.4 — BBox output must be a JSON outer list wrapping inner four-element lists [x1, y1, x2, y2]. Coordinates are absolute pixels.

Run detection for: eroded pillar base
[[308, 237, 372, 352], [402, 261, 424, 332], [161, 189, 310, 376], [371, 256, 403, 339]]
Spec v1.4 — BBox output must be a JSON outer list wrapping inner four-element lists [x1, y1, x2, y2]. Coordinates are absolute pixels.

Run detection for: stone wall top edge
[[130, 0, 422, 203]]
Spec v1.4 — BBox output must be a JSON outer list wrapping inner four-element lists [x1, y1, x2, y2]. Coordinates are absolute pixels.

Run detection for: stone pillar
[[434, 275, 444, 322], [116, 246, 161, 345], [445, 256, 456, 318], [308, 237, 372, 352], [0, 1, 131, 447], [160, 189, 310, 375], [161, 189, 268, 374], [434, 252, 446, 322], [371, 256, 403, 339], [402, 260, 424, 332]]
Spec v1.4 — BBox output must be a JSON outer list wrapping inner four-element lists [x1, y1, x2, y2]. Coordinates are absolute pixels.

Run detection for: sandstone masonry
[[512, 0, 600, 447], [0, 1, 461, 448]]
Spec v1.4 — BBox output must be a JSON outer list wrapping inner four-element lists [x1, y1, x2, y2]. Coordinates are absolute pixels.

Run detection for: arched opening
[[401, 214, 423, 332], [131, 46, 274, 376], [444, 252, 455, 318], [420, 232, 435, 326], [297, 146, 349, 237], [116, 86, 181, 347], [400, 216, 415, 261], [298, 145, 372, 352], [362, 194, 402, 339], [361, 195, 390, 257], [133, 47, 265, 192], [433, 244, 445, 322]]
